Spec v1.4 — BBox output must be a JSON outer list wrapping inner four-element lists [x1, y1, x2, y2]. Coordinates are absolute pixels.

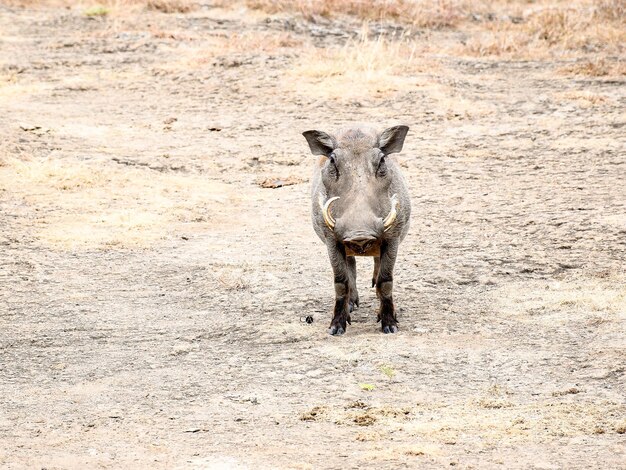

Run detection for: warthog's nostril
[[343, 235, 377, 254], [345, 237, 374, 247]]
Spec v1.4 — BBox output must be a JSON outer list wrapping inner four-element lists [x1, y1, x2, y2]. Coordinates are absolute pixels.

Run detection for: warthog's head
[[303, 125, 409, 256]]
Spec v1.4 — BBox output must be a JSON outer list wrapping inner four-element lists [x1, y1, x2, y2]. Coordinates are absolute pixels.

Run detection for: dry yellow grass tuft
[[556, 90, 611, 107], [594, 0, 626, 21], [286, 28, 439, 100], [145, 0, 195, 13], [558, 57, 626, 76]]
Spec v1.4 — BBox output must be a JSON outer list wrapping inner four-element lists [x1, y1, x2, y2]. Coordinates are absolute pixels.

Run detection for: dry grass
[[284, 28, 499, 116], [497, 275, 626, 325], [594, 0, 626, 20], [4, 0, 197, 13], [214, 0, 626, 63], [555, 90, 612, 107], [144, 0, 195, 13], [0, 156, 231, 249], [286, 28, 439, 100], [460, 0, 625, 58], [238, 0, 468, 28], [8, 0, 624, 62], [558, 57, 626, 76], [403, 399, 626, 441], [235, 0, 626, 40]]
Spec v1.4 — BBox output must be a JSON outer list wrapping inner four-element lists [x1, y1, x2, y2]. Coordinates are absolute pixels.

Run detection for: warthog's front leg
[[372, 256, 380, 288], [376, 240, 398, 334], [327, 242, 351, 335], [347, 255, 359, 312]]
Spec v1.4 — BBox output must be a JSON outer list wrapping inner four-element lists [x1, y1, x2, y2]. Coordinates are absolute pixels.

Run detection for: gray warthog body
[[303, 125, 411, 335]]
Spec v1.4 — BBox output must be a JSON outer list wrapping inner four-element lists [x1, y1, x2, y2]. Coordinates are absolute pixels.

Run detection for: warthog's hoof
[[382, 324, 398, 334], [329, 325, 345, 336], [349, 300, 358, 313], [329, 315, 350, 335]]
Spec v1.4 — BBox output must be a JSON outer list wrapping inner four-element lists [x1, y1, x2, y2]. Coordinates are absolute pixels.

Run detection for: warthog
[[303, 125, 411, 335]]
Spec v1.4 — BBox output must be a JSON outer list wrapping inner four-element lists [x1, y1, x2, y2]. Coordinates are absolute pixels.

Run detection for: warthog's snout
[[343, 234, 378, 255]]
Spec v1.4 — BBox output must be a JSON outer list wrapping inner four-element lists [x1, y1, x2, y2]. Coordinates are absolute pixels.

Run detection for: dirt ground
[[0, 2, 625, 469]]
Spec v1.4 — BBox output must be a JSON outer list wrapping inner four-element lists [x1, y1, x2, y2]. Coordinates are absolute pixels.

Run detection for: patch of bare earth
[[0, 0, 624, 468]]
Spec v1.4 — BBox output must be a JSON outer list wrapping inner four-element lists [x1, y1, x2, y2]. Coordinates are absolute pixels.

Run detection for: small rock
[[170, 344, 192, 356], [258, 176, 304, 189], [19, 124, 42, 132]]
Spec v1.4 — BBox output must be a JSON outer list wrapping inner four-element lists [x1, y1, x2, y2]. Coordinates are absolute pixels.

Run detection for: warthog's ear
[[302, 130, 336, 156], [379, 125, 409, 155]]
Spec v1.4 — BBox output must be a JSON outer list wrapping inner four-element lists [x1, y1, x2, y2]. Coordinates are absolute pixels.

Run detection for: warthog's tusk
[[383, 194, 399, 232], [319, 195, 340, 230]]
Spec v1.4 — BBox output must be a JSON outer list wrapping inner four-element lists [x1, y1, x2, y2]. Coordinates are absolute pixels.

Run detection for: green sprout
[[85, 6, 110, 17], [380, 364, 396, 378]]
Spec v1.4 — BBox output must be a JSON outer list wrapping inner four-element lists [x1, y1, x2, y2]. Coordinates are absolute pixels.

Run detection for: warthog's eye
[[328, 153, 339, 178], [376, 155, 387, 177]]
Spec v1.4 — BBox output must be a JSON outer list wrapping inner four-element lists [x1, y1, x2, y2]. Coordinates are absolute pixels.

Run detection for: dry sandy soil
[[0, 1, 625, 468]]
